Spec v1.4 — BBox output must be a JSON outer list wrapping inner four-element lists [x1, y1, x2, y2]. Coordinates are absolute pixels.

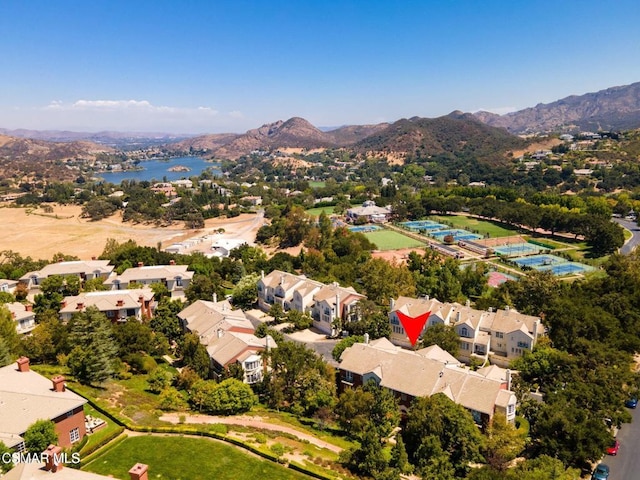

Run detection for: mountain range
[[0, 81, 639, 174], [473, 81, 640, 134]]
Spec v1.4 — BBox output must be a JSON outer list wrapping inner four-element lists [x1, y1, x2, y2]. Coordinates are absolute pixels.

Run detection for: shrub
[[147, 369, 173, 393], [124, 353, 157, 374]]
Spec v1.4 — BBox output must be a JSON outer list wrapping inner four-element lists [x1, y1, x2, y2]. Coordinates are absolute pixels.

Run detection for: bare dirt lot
[[0, 204, 262, 260]]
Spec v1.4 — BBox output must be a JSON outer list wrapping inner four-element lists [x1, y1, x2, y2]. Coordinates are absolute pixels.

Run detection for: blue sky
[[1, 0, 639, 133]]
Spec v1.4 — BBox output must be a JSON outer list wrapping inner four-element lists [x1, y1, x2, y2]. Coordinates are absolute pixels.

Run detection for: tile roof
[[0, 363, 86, 447], [59, 289, 154, 315], [105, 264, 193, 285], [340, 342, 512, 416], [20, 261, 113, 281], [178, 300, 254, 344], [206, 332, 276, 367]]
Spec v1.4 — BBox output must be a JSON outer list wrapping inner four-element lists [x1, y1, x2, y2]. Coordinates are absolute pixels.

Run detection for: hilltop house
[[0, 358, 87, 451], [4, 302, 36, 334], [0, 278, 18, 294], [179, 298, 275, 384], [19, 260, 114, 291], [104, 262, 193, 299], [257, 270, 366, 335], [59, 289, 155, 322], [389, 296, 544, 367], [338, 338, 516, 425]]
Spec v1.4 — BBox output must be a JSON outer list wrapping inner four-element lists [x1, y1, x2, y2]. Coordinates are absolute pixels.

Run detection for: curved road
[[613, 218, 640, 255]]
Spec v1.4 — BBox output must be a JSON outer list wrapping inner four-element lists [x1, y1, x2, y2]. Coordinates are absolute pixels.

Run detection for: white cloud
[[22, 99, 242, 133]]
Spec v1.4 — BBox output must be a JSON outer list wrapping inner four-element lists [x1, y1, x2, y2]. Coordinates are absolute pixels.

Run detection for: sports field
[[363, 230, 426, 251], [429, 215, 517, 238], [305, 206, 336, 217]]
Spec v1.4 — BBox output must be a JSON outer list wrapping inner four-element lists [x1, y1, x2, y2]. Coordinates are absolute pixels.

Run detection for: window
[[175, 276, 183, 287], [344, 371, 353, 382], [460, 327, 468, 337], [517, 341, 530, 349], [245, 360, 260, 371], [508, 404, 515, 415], [392, 325, 404, 334], [495, 332, 504, 339], [390, 316, 400, 325], [70, 427, 80, 443]]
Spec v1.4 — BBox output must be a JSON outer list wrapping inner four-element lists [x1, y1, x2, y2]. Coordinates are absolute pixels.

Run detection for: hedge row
[[527, 239, 556, 249]]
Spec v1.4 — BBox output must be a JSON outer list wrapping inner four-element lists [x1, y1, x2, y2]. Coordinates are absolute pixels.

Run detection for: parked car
[[592, 463, 610, 480], [625, 396, 638, 408], [606, 439, 620, 455]]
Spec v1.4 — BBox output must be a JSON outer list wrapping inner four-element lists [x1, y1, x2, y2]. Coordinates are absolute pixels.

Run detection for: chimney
[[213, 292, 217, 303], [505, 305, 510, 313], [25, 304, 33, 312], [488, 307, 493, 313], [169, 259, 176, 265], [465, 299, 470, 307], [117, 299, 124, 307], [533, 319, 540, 341], [506, 369, 512, 391], [17, 356, 30, 372], [129, 463, 149, 480], [279, 274, 284, 286], [389, 297, 395, 310], [456, 311, 461, 322], [217, 329, 223, 339], [335, 294, 340, 320], [138, 262, 144, 268], [261, 270, 264, 280], [91, 256, 97, 260], [52, 375, 66, 392], [44, 445, 63, 472], [60, 300, 67, 309], [265, 335, 271, 352], [76, 302, 84, 310], [364, 333, 370, 344]]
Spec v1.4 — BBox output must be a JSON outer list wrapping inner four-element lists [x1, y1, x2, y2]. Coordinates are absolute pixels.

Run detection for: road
[[613, 218, 640, 255], [599, 405, 640, 479]]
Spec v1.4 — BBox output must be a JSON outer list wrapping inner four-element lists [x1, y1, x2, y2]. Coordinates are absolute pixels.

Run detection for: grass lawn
[[364, 230, 426, 251], [84, 435, 308, 480], [80, 404, 124, 455], [429, 215, 517, 238], [305, 206, 336, 217], [308, 181, 326, 189]]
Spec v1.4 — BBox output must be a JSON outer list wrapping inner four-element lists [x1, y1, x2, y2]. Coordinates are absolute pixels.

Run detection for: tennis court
[[348, 225, 383, 232], [493, 243, 542, 256], [512, 254, 566, 268], [431, 229, 483, 241], [401, 220, 447, 231], [535, 262, 595, 276]]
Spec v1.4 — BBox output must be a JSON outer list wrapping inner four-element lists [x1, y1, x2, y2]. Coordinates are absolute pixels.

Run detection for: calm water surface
[[97, 156, 222, 184]]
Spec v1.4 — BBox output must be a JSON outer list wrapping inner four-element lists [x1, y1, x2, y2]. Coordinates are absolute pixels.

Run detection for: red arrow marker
[[397, 310, 430, 346]]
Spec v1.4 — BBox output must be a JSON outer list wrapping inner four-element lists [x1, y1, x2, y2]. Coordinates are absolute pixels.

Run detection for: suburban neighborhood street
[[614, 217, 640, 255], [600, 406, 640, 479]]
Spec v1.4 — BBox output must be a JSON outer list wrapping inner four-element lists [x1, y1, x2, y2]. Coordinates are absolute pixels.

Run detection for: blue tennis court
[[493, 243, 542, 256], [535, 262, 594, 276], [401, 221, 447, 231], [512, 254, 566, 268], [349, 225, 382, 232], [431, 229, 483, 241]]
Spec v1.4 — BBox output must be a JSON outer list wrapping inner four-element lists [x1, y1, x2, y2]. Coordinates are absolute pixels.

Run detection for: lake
[[97, 156, 222, 184]]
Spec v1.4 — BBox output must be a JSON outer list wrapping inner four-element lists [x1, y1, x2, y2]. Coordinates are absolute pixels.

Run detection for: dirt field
[[0, 204, 262, 260]]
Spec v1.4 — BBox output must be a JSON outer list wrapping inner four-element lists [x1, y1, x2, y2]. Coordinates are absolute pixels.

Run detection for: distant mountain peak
[[473, 81, 640, 133]]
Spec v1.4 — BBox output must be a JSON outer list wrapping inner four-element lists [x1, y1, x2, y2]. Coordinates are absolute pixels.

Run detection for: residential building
[[256, 270, 322, 312], [59, 289, 155, 322], [310, 283, 366, 335], [179, 298, 274, 384], [0, 358, 87, 451], [4, 302, 36, 334], [210, 238, 246, 258], [338, 338, 516, 424], [389, 296, 544, 367], [242, 195, 263, 206], [257, 270, 366, 336], [104, 262, 193, 299], [19, 260, 114, 291], [0, 278, 18, 294], [346, 200, 392, 223]]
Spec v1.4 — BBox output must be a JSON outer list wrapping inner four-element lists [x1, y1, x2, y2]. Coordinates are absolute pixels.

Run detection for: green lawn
[[305, 206, 336, 217], [428, 215, 517, 238], [363, 230, 426, 251], [83, 435, 308, 480], [308, 181, 326, 189]]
